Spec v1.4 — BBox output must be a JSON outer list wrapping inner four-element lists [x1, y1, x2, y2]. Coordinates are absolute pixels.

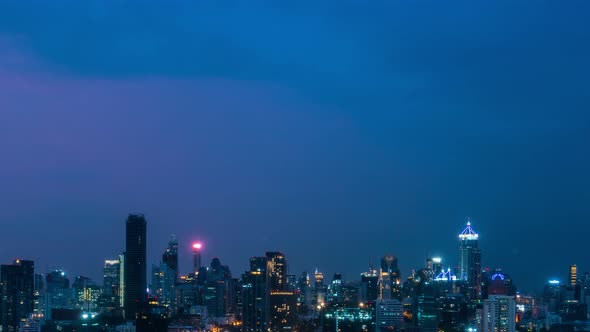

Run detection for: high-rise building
[[459, 220, 482, 300], [119, 253, 125, 308], [486, 271, 516, 297], [99, 259, 122, 314], [270, 290, 298, 331], [0, 259, 34, 332], [543, 280, 561, 313], [313, 269, 326, 306], [104, 259, 121, 297], [124, 213, 147, 320], [242, 257, 269, 332], [360, 267, 379, 303], [163, 236, 179, 281], [296, 272, 311, 309], [380, 255, 401, 300], [44, 270, 71, 319], [192, 243, 202, 274], [266, 252, 287, 291], [375, 299, 403, 331], [482, 295, 516, 332], [569, 265, 577, 286]]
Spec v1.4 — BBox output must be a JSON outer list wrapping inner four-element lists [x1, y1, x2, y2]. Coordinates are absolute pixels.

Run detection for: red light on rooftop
[[192, 243, 202, 250]]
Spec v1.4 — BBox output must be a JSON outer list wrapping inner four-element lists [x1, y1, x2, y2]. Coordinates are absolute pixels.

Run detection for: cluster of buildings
[[1, 216, 589, 332]]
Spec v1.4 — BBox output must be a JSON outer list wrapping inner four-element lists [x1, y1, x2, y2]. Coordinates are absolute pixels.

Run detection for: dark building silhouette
[[162, 236, 179, 281], [242, 257, 269, 332], [0, 259, 34, 332], [124, 214, 147, 320], [486, 270, 516, 297]]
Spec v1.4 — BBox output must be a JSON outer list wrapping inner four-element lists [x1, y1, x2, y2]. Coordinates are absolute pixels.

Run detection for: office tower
[[375, 299, 403, 331], [98, 259, 122, 314], [33, 273, 44, 315], [124, 213, 147, 320], [192, 243, 202, 274], [459, 220, 482, 300], [73, 276, 99, 311], [151, 264, 163, 298], [313, 269, 326, 306], [482, 295, 516, 332], [417, 293, 439, 331], [44, 270, 70, 319], [119, 253, 125, 308], [242, 257, 269, 332], [380, 254, 401, 300], [431, 257, 443, 275], [543, 280, 561, 313], [266, 252, 287, 291], [297, 272, 311, 309], [163, 236, 179, 281], [327, 273, 343, 304], [487, 271, 516, 297], [570, 265, 577, 286], [104, 259, 121, 297], [360, 267, 379, 303], [0, 259, 34, 332], [270, 290, 298, 331]]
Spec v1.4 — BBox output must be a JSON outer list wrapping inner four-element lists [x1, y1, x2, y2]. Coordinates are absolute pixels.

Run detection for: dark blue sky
[[0, 1, 589, 292]]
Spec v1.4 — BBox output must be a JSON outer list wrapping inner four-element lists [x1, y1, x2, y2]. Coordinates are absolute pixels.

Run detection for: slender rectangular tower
[[124, 214, 147, 320]]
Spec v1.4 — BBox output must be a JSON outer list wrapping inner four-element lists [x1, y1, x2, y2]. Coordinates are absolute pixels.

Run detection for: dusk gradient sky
[[1, 1, 589, 292]]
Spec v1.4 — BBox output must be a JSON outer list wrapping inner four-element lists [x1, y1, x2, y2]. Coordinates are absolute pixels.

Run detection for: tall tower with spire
[[459, 219, 482, 300]]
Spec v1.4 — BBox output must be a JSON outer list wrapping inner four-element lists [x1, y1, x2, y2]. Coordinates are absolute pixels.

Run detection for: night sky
[[1, 2, 589, 292]]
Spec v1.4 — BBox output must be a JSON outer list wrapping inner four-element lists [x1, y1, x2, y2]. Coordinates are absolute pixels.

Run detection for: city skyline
[[3, 215, 581, 294], [1, 0, 590, 306]]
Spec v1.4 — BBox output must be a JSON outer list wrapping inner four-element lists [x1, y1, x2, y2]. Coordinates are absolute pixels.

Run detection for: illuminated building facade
[[459, 221, 482, 300], [543, 280, 561, 313], [375, 299, 403, 331], [270, 291, 298, 331], [124, 213, 147, 320], [0, 259, 35, 332], [569, 265, 577, 286], [313, 269, 326, 306], [487, 271, 516, 297], [482, 295, 516, 332], [266, 252, 287, 292]]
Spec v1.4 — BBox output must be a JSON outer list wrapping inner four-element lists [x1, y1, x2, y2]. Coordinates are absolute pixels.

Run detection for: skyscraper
[[459, 220, 482, 300], [242, 257, 270, 332], [0, 259, 34, 332], [380, 255, 401, 300], [124, 214, 147, 320], [375, 299, 403, 331], [163, 236, 179, 282], [569, 264, 577, 286], [192, 243, 202, 274], [266, 252, 287, 291], [99, 259, 122, 314], [482, 295, 516, 332]]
